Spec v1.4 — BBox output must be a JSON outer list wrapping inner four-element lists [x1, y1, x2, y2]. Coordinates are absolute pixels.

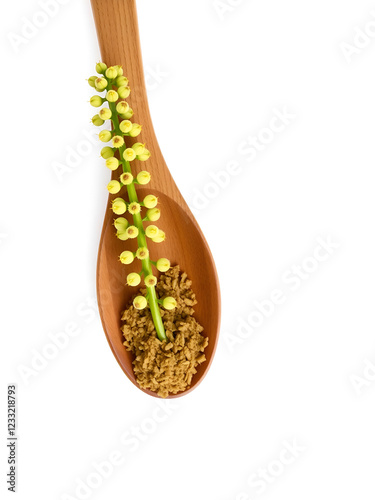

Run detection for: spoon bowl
[[97, 190, 220, 397], [91, 0, 221, 397]]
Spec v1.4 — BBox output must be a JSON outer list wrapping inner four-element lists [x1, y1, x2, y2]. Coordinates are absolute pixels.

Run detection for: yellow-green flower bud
[[137, 171, 151, 185], [92, 114, 104, 126], [90, 95, 104, 107], [132, 143, 150, 160], [147, 208, 160, 221], [144, 274, 157, 287], [99, 108, 112, 121], [116, 231, 129, 241], [95, 77, 108, 91], [99, 130, 112, 142], [138, 152, 151, 162], [96, 62, 107, 74], [163, 296, 177, 310], [131, 142, 145, 155], [119, 250, 134, 265], [120, 109, 134, 120], [115, 65, 124, 76], [107, 180, 121, 194], [119, 120, 132, 134], [105, 66, 118, 79], [116, 76, 128, 87], [112, 135, 124, 148], [143, 195, 158, 209], [152, 230, 166, 243], [125, 226, 139, 239], [114, 217, 129, 232], [88, 76, 97, 88], [128, 202, 141, 215], [101, 147, 114, 159], [124, 148, 136, 162], [133, 296, 147, 310], [105, 157, 119, 171], [136, 247, 149, 260], [106, 90, 119, 102], [118, 86, 131, 99], [127, 273, 141, 287], [112, 198, 127, 215], [119, 172, 133, 185], [129, 124, 142, 137], [116, 101, 129, 115], [145, 225, 159, 239], [156, 258, 170, 273]]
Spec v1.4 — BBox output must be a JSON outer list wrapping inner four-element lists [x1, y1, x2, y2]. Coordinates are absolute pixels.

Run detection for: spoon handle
[[90, 0, 156, 145], [90, 0, 189, 206]]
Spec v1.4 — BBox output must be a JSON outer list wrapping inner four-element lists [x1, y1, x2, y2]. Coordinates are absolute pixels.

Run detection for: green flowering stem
[[107, 98, 167, 342], [89, 64, 175, 342]]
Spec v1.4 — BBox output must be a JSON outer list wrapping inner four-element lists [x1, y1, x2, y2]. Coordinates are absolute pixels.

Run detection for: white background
[[1, 0, 375, 499]]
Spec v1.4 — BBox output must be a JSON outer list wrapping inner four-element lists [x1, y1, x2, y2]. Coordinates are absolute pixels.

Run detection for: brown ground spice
[[121, 266, 208, 398]]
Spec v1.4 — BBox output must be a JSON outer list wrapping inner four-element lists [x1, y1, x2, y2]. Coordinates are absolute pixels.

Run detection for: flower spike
[[88, 62, 174, 342]]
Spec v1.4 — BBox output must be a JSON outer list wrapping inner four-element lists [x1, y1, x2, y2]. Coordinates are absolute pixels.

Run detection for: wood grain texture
[[91, 0, 221, 398]]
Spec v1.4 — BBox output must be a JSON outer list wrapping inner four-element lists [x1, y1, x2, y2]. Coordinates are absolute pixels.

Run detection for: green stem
[[107, 97, 167, 342]]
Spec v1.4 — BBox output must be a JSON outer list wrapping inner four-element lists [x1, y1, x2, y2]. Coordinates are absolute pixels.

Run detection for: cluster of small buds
[[88, 62, 176, 339]]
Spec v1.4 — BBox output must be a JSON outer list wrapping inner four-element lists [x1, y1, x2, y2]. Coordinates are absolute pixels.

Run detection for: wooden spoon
[[90, 0, 221, 398]]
